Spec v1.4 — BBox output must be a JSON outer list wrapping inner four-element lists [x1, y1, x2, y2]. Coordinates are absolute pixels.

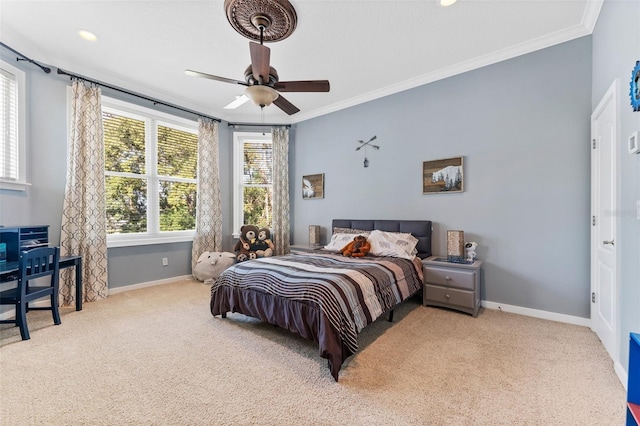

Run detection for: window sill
[[0, 180, 31, 192], [107, 233, 194, 248]]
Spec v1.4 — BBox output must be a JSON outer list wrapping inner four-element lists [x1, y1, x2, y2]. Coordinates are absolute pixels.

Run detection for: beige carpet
[[0, 279, 625, 425]]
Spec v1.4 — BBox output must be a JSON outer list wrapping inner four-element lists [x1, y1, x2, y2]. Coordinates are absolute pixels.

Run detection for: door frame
[[590, 79, 620, 365]]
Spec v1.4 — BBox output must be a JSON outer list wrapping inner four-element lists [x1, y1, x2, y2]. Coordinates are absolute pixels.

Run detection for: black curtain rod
[[56, 68, 221, 123], [0, 42, 51, 74], [228, 122, 291, 128]]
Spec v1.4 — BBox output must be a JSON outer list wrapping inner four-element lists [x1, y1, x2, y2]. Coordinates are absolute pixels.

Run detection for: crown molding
[[581, 0, 604, 33], [293, 9, 600, 124]]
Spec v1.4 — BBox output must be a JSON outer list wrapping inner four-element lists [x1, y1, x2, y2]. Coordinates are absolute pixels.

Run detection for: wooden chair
[[0, 246, 61, 340]]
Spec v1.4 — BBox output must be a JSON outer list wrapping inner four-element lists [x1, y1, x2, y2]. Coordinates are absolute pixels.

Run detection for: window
[[102, 97, 198, 247], [0, 60, 27, 190], [233, 132, 273, 236]]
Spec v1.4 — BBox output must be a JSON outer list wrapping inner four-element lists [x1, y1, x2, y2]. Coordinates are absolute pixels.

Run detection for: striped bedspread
[[210, 252, 424, 357]]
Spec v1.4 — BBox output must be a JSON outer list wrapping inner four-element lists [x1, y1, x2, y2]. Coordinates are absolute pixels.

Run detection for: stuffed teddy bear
[[234, 224, 259, 262], [193, 251, 236, 281], [252, 227, 275, 257], [339, 235, 371, 257]]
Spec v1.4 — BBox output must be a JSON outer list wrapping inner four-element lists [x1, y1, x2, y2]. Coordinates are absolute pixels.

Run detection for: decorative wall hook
[[356, 135, 379, 168]]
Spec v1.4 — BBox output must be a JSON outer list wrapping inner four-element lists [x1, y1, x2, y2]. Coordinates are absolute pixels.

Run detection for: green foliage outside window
[[157, 125, 197, 179], [103, 111, 197, 235], [160, 180, 197, 231], [244, 187, 272, 229], [104, 113, 146, 234], [243, 142, 272, 229], [157, 126, 197, 231], [105, 176, 147, 234]]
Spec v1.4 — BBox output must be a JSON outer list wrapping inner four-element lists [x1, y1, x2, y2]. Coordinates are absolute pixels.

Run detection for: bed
[[209, 219, 432, 380]]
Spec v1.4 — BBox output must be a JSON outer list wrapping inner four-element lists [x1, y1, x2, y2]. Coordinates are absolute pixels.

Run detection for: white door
[[591, 80, 619, 362]]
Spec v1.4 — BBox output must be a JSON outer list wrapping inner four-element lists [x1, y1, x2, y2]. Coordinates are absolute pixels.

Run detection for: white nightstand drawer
[[424, 266, 475, 291]]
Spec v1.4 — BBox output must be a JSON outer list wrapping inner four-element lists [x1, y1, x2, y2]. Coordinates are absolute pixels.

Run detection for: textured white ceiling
[[0, 0, 602, 124]]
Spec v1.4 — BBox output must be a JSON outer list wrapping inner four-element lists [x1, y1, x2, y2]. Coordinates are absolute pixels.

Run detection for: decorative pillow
[[324, 232, 369, 251], [332, 227, 371, 235], [368, 230, 418, 259]]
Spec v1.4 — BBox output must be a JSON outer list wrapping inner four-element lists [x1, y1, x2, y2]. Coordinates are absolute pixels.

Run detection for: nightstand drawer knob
[[445, 276, 451, 280], [445, 293, 451, 299]]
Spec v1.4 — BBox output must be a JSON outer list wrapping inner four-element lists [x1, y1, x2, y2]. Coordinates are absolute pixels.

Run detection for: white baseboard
[[615, 361, 628, 391], [481, 300, 591, 327], [108, 274, 193, 295]]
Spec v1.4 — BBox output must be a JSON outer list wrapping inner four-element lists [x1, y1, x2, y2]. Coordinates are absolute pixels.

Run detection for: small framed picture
[[302, 173, 324, 199], [629, 131, 639, 154], [423, 156, 464, 194]]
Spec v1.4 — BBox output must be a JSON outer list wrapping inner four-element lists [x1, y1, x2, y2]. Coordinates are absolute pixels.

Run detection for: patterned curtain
[[60, 80, 108, 305], [191, 118, 222, 274], [271, 127, 290, 255]]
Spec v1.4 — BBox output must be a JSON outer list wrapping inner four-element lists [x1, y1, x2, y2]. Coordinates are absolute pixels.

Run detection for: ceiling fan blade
[[223, 95, 250, 109], [249, 42, 271, 85], [273, 94, 300, 115], [185, 69, 247, 86], [274, 80, 330, 92]]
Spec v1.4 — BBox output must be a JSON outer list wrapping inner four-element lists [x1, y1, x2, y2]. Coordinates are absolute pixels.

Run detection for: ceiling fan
[[185, 5, 330, 116]]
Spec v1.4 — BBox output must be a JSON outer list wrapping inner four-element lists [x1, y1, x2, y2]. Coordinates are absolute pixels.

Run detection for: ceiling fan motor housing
[[243, 65, 279, 86]]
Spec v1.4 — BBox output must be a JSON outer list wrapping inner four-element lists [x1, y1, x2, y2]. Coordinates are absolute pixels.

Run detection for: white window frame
[[232, 131, 273, 238], [0, 59, 28, 191], [102, 96, 198, 247]]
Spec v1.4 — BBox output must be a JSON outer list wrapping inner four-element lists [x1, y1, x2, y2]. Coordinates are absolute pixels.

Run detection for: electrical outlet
[[162, 257, 168, 266]]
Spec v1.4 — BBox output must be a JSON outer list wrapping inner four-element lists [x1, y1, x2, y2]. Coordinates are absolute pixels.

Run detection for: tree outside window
[[103, 98, 197, 245], [233, 132, 273, 233]]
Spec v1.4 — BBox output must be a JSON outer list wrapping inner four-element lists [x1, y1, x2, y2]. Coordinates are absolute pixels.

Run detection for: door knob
[[603, 239, 615, 246]]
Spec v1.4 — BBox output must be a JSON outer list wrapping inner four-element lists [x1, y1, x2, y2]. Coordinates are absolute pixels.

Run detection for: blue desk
[[0, 255, 83, 311]]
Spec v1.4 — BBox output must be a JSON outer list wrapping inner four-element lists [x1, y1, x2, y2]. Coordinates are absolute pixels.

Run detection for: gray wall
[[591, 0, 640, 373], [292, 36, 593, 318]]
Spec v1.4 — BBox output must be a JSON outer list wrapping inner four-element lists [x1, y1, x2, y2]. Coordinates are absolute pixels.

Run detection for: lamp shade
[[447, 230, 464, 262], [309, 225, 321, 246], [245, 85, 279, 107]]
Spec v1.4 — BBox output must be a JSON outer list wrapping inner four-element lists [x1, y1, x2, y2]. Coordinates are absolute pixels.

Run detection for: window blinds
[[243, 142, 272, 185], [0, 67, 18, 180]]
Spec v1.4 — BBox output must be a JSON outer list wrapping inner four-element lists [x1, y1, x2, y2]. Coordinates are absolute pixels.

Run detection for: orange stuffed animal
[[340, 235, 371, 257]]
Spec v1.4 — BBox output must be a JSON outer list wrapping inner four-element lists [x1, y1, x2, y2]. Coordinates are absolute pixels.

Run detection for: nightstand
[[290, 245, 324, 254], [422, 256, 482, 317]]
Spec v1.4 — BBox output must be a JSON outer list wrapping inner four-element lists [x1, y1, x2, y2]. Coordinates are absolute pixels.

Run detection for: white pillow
[[368, 230, 418, 259], [324, 232, 369, 251]]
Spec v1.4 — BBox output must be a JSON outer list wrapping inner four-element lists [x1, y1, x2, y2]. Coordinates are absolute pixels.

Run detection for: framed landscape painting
[[423, 157, 464, 194], [302, 173, 324, 199]]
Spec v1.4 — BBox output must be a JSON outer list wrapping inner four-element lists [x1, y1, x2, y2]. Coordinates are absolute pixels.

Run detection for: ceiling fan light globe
[[245, 85, 279, 107]]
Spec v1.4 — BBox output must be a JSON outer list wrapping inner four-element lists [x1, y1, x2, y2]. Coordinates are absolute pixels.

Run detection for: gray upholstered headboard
[[332, 219, 433, 259]]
